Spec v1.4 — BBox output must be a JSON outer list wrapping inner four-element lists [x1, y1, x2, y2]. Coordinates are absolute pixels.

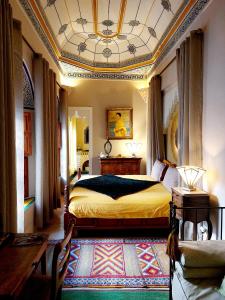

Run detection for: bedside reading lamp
[[177, 165, 206, 191]]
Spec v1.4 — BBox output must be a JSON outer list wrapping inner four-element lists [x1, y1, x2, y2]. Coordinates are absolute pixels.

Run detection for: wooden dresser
[[100, 157, 142, 175]]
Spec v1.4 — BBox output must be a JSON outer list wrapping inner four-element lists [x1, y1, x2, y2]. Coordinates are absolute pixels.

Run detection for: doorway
[[68, 107, 93, 179]]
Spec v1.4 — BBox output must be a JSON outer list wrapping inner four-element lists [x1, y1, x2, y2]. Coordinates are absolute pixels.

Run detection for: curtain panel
[[149, 75, 165, 171], [34, 55, 59, 228], [59, 88, 69, 194], [0, 0, 17, 232], [13, 20, 24, 232], [177, 29, 203, 166]]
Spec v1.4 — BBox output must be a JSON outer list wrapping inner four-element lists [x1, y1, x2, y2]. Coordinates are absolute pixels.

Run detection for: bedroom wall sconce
[[177, 165, 206, 191], [126, 142, 142, 157]]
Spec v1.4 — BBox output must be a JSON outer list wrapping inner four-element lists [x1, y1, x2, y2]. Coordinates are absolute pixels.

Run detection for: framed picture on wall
[[106, 108, 133, 140]]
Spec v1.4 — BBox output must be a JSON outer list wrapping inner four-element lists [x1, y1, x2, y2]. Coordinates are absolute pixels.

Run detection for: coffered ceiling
[[20, 0, 209, 79]]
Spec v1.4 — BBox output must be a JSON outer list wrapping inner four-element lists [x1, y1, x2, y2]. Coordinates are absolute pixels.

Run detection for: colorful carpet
[[62, 290, 169, 300], [64, 238, 169, 289]]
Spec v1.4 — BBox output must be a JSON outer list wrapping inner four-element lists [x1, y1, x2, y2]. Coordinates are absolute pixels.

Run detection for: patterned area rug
[[64, 238, 169, 289]]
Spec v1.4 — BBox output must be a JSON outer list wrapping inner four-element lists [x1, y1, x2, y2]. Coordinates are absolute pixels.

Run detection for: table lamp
[[177, 165, 206, 191], [126, 142, 142, 157]]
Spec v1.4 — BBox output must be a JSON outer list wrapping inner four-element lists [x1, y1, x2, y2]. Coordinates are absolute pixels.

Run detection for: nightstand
[[172, 187, 212, 240]]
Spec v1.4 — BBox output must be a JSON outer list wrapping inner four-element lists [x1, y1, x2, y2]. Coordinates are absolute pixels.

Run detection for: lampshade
[[126, 142, 142, 157], [177, 165, 206, 191]]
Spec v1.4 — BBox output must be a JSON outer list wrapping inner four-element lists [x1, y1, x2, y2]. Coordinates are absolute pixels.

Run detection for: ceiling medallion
[[161, 0, 171, 11], [102, 48, 112, 58], [129, 20, 140, 27], [102, 29, 113, 36], [102, 19, 114, 27], [103, 39, 112, 44], [117, 34, 127, 40], [58, 24, 68, 35], [78, 42, 87, 53], [148, 27, 157, 38], [46, 0, 56, 7], [88, 34, 97, 39], [76, 18, 88, 25], [128, 44, 136, 54]]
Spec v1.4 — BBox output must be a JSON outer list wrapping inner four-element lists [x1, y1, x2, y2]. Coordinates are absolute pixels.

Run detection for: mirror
[[104, 139, 112, 157], [167, 104, 178, 163]]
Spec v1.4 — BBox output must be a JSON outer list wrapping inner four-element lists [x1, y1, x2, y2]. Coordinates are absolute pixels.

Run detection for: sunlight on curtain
[[69, 115, 77, 176], [14, 20, 24, 233]]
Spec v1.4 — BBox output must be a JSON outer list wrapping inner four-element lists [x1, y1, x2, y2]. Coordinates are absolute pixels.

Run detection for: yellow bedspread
[[69, 175, 171, 219]]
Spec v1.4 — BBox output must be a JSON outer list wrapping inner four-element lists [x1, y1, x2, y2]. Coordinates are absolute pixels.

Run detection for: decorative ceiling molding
[[19, 0, 210, 80], [92, 0, 127, 39], [61, 50, 152, 69], [150, 0, 210, 74], [66, 72, 144, 81]]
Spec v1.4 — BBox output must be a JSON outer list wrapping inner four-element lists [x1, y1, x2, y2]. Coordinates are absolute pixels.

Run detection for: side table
[[172, 187, 212, 240]]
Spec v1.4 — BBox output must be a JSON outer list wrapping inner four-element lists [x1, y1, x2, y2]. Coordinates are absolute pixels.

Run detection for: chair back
[[50, 222, 74, 299]]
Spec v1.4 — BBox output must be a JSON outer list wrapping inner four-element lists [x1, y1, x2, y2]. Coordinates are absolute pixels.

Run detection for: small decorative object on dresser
[[172, 187, 212, 240], [104, 138, 112, 157], [100, 157, 142, 175], [126, 141, 142, 157]]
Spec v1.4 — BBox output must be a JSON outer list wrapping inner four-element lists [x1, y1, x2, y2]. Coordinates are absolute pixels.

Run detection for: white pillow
[[163, 166, 178, 190], [151, 160, 167, 181]]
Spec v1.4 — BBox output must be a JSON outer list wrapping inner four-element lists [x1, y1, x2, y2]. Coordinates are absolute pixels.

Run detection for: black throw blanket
[[73, 175, 159, 199]]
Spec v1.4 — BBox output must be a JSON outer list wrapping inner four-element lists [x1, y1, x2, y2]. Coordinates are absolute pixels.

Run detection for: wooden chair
[[19, 222, 74, 300]]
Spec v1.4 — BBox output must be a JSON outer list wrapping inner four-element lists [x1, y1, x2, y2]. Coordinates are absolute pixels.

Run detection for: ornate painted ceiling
[[20, 0, 209, 80]]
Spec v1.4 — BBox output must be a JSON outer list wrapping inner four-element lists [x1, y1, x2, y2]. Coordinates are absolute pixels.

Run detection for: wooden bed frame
[[64, 184, 170, 236]]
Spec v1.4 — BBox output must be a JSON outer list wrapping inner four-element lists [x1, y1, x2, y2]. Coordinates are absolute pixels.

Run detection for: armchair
[[168, 204, 225, 300]]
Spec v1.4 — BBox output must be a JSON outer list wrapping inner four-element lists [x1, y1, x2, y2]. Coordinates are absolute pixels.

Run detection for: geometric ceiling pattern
[[40, 0, 183, 67], [20, 0, 210, 79]]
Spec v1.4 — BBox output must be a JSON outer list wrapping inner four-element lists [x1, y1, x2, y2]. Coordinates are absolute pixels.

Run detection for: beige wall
[[67, 79, 147, 174]]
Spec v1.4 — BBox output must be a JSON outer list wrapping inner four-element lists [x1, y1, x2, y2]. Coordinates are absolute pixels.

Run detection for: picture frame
[[106, 108, 133, 140]]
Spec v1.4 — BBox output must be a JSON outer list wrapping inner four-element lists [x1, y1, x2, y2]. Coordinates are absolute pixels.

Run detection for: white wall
[[202, 0, 225, 207]]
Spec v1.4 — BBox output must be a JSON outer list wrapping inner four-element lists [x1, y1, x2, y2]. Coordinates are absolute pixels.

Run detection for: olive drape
[[0, 1, 23, 232], [177, 30, 203, 167], [0, 0, 16, 232], [34, 54, 59, 228], [149, 75, 165, 172], [59, 88, 69, 194]]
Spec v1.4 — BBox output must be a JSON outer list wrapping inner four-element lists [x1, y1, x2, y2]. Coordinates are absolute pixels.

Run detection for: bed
[[64, 174, 172, 235]]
